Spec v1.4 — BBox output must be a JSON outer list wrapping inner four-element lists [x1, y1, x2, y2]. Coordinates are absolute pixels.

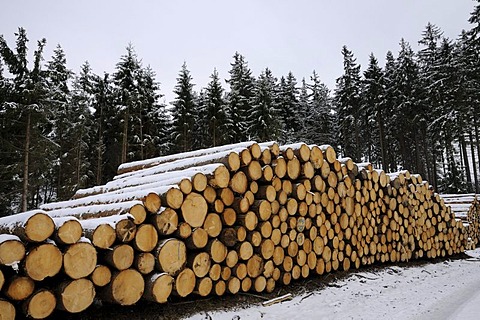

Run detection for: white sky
[[0, 1, 475, 104]]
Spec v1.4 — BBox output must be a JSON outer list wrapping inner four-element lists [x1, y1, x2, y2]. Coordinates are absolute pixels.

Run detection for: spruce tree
[[334, 46, 362, 161], [277, 72, 300, 142], [225, 52, 255, 142], [171, 62, 196, 153], [205, 69, 228, 147]]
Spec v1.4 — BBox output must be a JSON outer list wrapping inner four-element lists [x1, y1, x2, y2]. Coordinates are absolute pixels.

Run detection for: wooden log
[[143, 273, 173, 303], [174, 222, 192, 239], [227, 277, 241, 294], [230, 171, 248, 194], [251, 200, 272, 221], [173, 268, 196, 298], [319, 145, 336, 164], [247, 254, 264, 278], [203, 213, 222, 238], [133, 224, 158, 252], [56, 278, 95, 313], [237, 211, 258, 231], [237, 241, 254, 261], [100, 269, 144, 306], [0, 299, 15, 320], [90, 265, 112, 287], [287, 157, 301, 180], [63, 238, 97, 279], [0, 234, 25, 266], [151, 207, 178, 236], [203, 185, 217, 204], [24, 242, 63, 281], [214, 280, 227, 296], [133, 252, 155, 275], [273, 156, 287, 179], [181, 192, 208, 228], [155, 239, 187, 276], [81, 215, 136, 249], [179, 177, 193, 195], [222, 208, 237, 227], [219, 228, 238, 247], [218, 188, 235, 206], [104, 244, 134, 271], [206, 239, 228, 264], [257, 185, 277, 202], [52, 217, 83, 245], [0, 210, 54, 243], [22, 289, 56, 319], [186, 228, 209, 249], [143, 192, 162, 214], [194, 277, 213, 297], [4, 275, 35, 300], [187, 252, 211, 278]]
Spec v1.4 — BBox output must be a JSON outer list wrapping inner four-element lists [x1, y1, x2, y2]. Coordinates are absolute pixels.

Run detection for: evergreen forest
[[1, 3, 480, 216]]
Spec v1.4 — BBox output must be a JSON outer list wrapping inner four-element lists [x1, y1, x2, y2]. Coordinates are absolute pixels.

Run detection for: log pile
[[0, 141, 468, 319], [441, 194, 480, 249]]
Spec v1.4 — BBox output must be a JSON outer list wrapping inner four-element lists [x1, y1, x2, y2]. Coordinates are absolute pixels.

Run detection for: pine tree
[[334, 46, 362, 161], [171, 62, 196, 153], [225, 52, 255, 142], [382, 51, 399, 171], [248, 68, 281, 142]]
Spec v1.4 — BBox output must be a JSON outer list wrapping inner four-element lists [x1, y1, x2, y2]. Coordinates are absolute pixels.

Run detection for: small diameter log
[[207, 165, 231, 189], [247, 254, 265, 278], [129, 203, 148, 225], [173, 268, 196, 298], [186, 228, 209, 249], [52, 217, 83, 245], [0, 234, 25, 266], [206, 239, 228, 264], [174, 222, 192, 239], [179, 178, 192, 195], [90, 265, 112, 287], [220, 228, 238, 247], [133, 224, 158, 252], [0, 299, 15, 320], [104, 244, 134, 271], [143, 192, 162, 214], [0, 210, 54, 243], [22, 289, 56, 319], [151, 207, 178, 236], [100, 269, 145, 306], [257, 185, 277, 202], [56, 278, 95, 313], [24, 242, 63, 281], [191, 173, 207, 192], [227, 277, 241, 294], [5, 275, 35, 300], [218, 188, 235, 206], [287, 157, 301, 180], [134, 252, 156, 275], [195, 277, 213, 297], [222, 208, 237, 227], [188, 252, 211, 278], [155, 239, 187, 276], [181, 192, 208, 228], [160, 187, 184, 210], [203, 213, 222, 238], [229, 171, 248, 194], [262, 293, 293, 307], [63, 238, 97, 279], [143, 273, 173, 303], [320, 145, 337, 164]]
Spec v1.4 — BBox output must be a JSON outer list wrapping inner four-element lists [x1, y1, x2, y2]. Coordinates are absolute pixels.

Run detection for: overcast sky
[[0, 1, 475, 103]]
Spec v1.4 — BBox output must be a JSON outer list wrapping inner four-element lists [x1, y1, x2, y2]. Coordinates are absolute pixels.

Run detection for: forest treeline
[[1, 3, 480, 216]]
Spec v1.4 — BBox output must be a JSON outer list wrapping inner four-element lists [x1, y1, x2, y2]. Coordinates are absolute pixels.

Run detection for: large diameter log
[[208, 165, 231, 189], [229, 171, 248, 194], [181, 192, 208, 228], [143, 273, 174, 303], [22, 289, 56, 319], [0, 299, 15, 320], [52, 217, 83, 245], [24, 242, 63, 281], [100, 269, 145, 306], [320, 145, 337, 164], [173, 268, 196, 297], [56, 278, 95, 313], [143, 192, 162, 214], [0, 234, 25, 266], [63, 238, 97, 279], [5, 275, 35, 300], [90, 265, 112, 287], [155, 239, 187, 276], [0, 210, 54, 243]]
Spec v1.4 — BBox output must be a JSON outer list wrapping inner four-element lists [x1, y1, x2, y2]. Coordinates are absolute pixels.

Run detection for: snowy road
[[187, 249, 480, 320]]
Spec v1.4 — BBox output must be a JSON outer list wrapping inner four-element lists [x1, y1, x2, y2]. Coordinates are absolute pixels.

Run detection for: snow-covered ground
[[188, 249, 480, 320]]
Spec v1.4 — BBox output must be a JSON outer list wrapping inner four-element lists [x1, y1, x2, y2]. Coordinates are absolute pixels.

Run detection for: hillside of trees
[[1, 3, 480, 217]]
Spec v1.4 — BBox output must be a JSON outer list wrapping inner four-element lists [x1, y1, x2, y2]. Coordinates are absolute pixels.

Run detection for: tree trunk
[[377, 107, 388, 172], [122, 111, 128, 164], [460, 134, 472, 191], [469, 131, 479, 193], [21, 111, 31, 213]]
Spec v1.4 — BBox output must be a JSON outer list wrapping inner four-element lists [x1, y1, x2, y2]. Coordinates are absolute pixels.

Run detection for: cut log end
[[25, 243, 63, 281], [181, 192, 208, 228], [23, 289, 56, 319], [57, 279, 95, 313], [25, 212, 55, 242], [64, 242, 97, 279]]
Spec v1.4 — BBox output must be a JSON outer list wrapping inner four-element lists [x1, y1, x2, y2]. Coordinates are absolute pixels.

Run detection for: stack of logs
[[0, 141, 467, 319], [441, 193, 480, 249]]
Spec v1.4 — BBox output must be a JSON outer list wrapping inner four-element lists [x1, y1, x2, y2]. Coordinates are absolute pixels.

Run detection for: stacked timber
[[442, 193, 480, 249], [0, 141, 467, 319]]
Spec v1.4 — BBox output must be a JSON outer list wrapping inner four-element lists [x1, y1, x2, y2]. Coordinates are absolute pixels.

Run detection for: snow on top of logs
[[51, 215, 80, 226], [441, 193, 480, 203], [79, 214, 133, 229], [76, 163, 226, 198], [116, 141, 257, 175], [0, 209, 48, 228], [0, 233, 22, 243], [43, 200, 143, 217]]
